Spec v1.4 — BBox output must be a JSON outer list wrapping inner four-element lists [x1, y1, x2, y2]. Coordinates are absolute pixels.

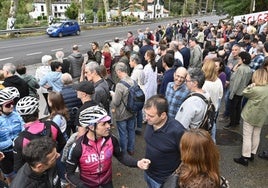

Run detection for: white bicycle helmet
[[0, 89, 13, 105], [16, 96, 39, 115], [79, 106, 111, 127], [4, 87, 20, 100]]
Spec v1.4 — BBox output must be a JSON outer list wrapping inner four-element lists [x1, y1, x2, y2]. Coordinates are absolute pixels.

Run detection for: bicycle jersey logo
[[85, 151, 105, 163]]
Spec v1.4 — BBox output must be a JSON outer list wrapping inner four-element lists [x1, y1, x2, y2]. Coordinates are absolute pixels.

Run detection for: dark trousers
[[229, 95, 243, 126]]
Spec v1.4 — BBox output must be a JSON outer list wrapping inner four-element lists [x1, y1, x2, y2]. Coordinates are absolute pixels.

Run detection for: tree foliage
[[65, 2, 79, 20]]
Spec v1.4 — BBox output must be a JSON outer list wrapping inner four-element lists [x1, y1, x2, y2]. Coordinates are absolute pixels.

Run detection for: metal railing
[[0, 21, 124, 35]]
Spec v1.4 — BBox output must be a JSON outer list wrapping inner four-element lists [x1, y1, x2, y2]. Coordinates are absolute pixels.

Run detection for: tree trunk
[[46, 0, 52, 25], [6, 0, 18, 30]]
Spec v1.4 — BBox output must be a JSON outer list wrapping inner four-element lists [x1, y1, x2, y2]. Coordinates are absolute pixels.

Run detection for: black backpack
[[186, 93, 216, 132], [120, 80, 145, 113], [20, 120, 52, 140]]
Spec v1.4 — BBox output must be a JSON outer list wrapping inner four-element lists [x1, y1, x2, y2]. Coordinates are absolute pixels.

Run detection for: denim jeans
[[136, 110, 143, 131], [116, 116, 136, 153], [144, 172, 162, 188]]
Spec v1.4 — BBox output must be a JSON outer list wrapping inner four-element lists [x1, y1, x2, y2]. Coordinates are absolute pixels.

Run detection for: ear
[[32, 162, 44, 173], [88, 125, 95, 131], [160, 112, 167, 120]]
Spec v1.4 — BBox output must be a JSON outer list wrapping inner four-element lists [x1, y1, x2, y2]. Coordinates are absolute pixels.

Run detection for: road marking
[[51, 48, 63, 52], [26, 52, 42, 56], [0, 57, 14, 61]]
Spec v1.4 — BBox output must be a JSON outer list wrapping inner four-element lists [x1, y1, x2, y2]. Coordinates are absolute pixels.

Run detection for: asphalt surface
[[26, 67, 268, 188]]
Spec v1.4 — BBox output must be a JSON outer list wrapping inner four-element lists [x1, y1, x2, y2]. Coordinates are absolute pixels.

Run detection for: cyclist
[[65, 106, 150, 188], [13, 96, 66, 172], [0, 87, 24, 185]]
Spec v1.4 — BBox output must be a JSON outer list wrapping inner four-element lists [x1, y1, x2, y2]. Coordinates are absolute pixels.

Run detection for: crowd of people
[[0, 17, 268, 188]]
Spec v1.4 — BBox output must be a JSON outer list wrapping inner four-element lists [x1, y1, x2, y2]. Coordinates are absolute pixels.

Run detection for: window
[[41, 5, 44, 12]]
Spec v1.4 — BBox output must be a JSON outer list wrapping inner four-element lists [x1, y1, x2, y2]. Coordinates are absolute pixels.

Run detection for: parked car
[[47, 20, 81, 37]]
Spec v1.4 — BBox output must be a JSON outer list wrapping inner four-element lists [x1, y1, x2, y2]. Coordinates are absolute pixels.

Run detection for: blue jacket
[[0, 111, 24, 151], [39, 71, 63, 92]]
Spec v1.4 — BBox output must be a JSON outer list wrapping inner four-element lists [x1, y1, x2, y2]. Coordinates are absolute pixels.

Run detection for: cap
[[98, 115, 111, 123], [73, 81, 95, 95]]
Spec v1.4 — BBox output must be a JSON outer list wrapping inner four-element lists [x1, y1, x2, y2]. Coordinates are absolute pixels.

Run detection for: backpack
[[120, 80, 145, 113], [20, 120, 52, 141], [186, 93, 216, 132]]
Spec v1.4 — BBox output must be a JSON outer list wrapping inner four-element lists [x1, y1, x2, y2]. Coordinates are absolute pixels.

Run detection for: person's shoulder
[[167, 118, 185, 130]]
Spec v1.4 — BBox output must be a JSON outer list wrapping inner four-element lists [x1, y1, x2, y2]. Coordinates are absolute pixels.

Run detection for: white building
[[120, 0, 169, 20], [29, 0, 71, 20], [29, 0, 169, 21]]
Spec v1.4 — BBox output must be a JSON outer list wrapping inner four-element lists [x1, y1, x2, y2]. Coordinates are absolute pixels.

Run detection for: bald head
[[173, 67, 187, 87]]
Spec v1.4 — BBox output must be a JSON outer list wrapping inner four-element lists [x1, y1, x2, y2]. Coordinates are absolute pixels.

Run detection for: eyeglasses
[[185, 79, 193, 83], [175, 75, 186, 79], [3, 101, 14, 108]]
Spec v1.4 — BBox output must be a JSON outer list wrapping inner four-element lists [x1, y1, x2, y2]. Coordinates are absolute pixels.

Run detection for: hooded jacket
[[20, 74, 40, 98], [68, 52, 84, 78], [3, 75, 29, 98]]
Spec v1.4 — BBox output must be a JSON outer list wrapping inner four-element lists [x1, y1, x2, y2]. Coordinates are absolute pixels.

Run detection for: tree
[[65, 2, 79, 20]]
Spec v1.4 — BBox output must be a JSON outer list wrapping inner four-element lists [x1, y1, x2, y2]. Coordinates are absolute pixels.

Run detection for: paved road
[[0, 15, 224, 67], [24, 64, 268, 188]]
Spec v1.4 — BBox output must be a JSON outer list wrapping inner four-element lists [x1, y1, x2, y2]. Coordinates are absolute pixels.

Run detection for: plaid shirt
[[250, 54, 265, 72], [165, 82, 190, 119]]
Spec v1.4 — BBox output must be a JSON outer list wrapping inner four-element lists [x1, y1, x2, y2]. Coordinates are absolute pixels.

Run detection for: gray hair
[[55, 51, 64, 59], [3, 63, 16, 75], [115, 62, 128, 73], [61, 73, 73, 85], [130, 54, 141, 64], [41, 55, 52, 65], [188, 68, 205, 88], [85, 61, 101, 76]]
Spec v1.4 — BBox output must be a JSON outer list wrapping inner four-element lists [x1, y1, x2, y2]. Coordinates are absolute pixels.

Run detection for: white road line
[[51, 48, 63, 52], [0, 57, 14, 61], [26, 52, 42, 56]]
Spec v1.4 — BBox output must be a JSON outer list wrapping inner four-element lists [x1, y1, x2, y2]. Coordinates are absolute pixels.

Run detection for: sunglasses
[[4, 101, 14, 108]]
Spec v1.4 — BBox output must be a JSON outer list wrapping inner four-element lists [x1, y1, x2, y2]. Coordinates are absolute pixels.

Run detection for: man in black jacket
[[3, 63, 29, 101], [11, 137, 61, 188]]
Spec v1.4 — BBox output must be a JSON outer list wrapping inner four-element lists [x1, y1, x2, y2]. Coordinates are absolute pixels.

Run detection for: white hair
[[41, 55, 52, 65]]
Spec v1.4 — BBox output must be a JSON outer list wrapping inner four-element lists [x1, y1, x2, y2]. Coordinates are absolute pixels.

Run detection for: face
[[144, 52, 149, 61], [76, 90, 87, 100], [189, 40, 195, 48], [84, 68, 94, 81], [215, 61, 220, 72], [231, 46, 240, 57], [144, 106, 165, 127], [173, 69, 187, 87], [129, 58, 135, 68], [1, 100, 14, 114], [42, 148, 60, 171], [56, 65, 62, 72], [95, 121, 110, 137], [91, 43, 97, 50], [2, 68, 9, 78], [185, 74, 195, 91]]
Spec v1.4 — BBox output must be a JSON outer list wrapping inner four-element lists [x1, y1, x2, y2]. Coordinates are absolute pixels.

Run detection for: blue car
[[47, 20, 81, 37]]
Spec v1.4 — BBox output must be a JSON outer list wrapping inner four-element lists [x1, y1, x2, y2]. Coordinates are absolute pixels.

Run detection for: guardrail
[[0, 21, 124, 35]]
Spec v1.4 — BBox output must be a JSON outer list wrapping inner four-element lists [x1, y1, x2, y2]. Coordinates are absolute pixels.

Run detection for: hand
[[110, 91, 115, 97], [0, 152, 5, 161], [137, 158, 151, 170]]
